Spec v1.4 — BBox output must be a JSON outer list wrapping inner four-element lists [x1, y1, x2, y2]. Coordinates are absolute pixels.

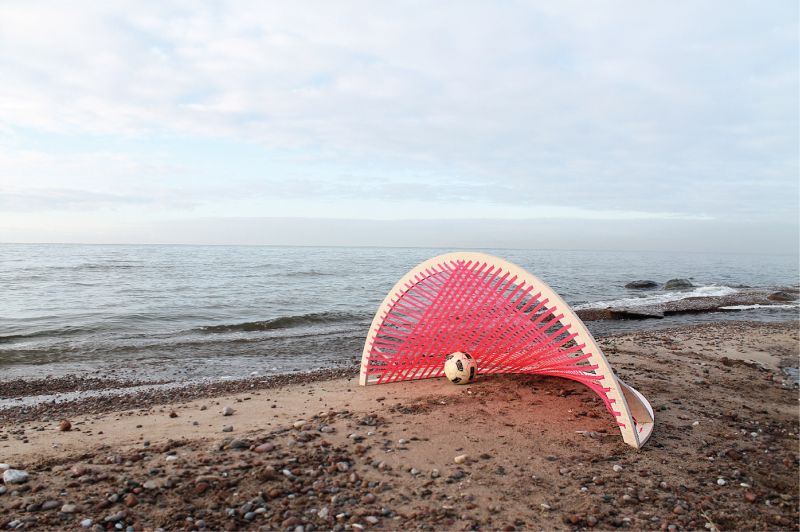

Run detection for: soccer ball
[[443, 351, 477, 385]]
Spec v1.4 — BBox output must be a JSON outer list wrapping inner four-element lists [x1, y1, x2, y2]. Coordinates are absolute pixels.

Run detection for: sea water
[[1, 244, 797, 381]]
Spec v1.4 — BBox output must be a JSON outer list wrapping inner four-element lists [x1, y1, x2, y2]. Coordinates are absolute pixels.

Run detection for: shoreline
[[1, 321, 798, 530]]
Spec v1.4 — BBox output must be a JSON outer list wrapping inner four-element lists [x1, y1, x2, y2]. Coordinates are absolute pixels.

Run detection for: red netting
[[363, 258, 618, 416]]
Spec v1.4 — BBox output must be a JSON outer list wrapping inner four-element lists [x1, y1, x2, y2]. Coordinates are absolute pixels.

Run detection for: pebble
[[0, 486, 6, 495], [41, 500, 61, 511], [612, 464, 623, 472], [61, 503, 78, 513], [293, 420, 306, 429], [365, 516, 379, 524], [59, 420, 72, 431], [222, 426, 234, 432], [717, 478, 726, 486], [142, 480, 158, 490], [0, 463, 10, 471], [80, 519, 93, 528], [254, 443, 275, 453], [540, 503, 552, 511], [222, 406, 235, 416], [335, 462, 350, 472], [398, 438, 408, 444], [692, 421, 700, 426], [124, 494, 138, 507], [454, 454, 468, 464], [430, 469, 440, 478], [2, 469, 29, 484], [165, 455, 178, 462], [673, 505, 685, 515], [318, 507, 329, 519]]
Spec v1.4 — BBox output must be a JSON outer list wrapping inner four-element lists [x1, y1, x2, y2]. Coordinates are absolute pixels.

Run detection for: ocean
[[1, 244, 797, 382]]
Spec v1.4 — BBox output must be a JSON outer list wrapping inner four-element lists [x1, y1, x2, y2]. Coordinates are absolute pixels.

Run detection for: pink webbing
[[366, 260, 616, 415]]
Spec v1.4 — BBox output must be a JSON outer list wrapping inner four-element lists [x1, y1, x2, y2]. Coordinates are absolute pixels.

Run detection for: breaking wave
[[574, 285, 739, 310], [198, 311, 368, 333]]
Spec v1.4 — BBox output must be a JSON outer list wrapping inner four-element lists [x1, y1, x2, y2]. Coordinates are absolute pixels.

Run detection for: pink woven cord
[[365, 259, 617, 415]]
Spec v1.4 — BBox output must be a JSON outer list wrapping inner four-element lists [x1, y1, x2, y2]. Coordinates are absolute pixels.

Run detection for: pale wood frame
[[359, 252, 654, 449]]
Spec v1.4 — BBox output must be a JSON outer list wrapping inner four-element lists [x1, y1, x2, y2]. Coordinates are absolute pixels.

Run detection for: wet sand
[[1, 321, 798, 531]]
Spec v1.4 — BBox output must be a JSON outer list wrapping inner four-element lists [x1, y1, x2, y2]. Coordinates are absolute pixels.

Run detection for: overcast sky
[[0, 1, 797, 252]]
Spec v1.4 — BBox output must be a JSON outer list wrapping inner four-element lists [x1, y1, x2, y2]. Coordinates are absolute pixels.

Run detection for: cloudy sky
[[0, 1, 797, 252]]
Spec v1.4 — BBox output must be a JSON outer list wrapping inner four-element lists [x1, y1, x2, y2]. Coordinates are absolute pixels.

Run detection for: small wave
[[198, 311, 367, 333], [575, 285, 739, 310], [720, 304, 799, 311], [0, 326, 100, 344]]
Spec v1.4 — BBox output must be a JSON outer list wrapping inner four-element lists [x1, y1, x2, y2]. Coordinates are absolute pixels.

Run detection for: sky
[[0, 1, 798, 252]]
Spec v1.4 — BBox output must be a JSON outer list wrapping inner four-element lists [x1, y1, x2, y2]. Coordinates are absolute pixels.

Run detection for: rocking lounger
[[359, 252, 654, 449]]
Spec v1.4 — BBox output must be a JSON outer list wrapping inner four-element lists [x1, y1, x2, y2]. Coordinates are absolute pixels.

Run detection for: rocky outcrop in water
[[624, 280, 658, 289], [576, 288, 793, 321], [663, 278, 694, 290]]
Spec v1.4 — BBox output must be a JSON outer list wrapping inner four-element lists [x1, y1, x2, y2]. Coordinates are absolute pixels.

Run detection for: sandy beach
[[1, 321, 797, 531]]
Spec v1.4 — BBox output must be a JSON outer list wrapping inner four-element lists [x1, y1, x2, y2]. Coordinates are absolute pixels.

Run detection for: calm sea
[[1, 244, 797, 382]]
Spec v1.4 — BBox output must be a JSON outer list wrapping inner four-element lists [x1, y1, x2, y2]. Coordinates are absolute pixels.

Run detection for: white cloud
[[0, 1, 796, 245]]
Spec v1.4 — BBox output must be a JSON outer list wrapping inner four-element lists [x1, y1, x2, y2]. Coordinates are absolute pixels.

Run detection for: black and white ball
[[443, 351, 477, 385]]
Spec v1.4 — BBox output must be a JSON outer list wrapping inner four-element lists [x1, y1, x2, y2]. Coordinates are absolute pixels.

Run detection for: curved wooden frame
[[359, 252, 654, 449]]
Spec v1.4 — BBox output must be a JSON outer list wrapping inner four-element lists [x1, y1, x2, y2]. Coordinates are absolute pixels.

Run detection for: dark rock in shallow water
[[767, 291, 798, 302], [577, 288, 784, 321], [624, 280, 659, 289], [663, 278, 693, 290], [576, 308, 664, 321]]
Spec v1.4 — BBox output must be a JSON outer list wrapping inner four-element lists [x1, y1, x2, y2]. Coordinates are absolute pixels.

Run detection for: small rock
[[365, 516, 379, 524], [0, 463, 9, 471], [673, 505, 685, 515], [454, 454, 468, 464], [124, 494, 138, 507], [222, 406, 235, 416], [142, 480, 158, 490], [222, 426, 234, 433], [2, 469, 29, 484], [664, 278, 693, 290], [744, 492, 758, 503], [725, 449, 742, 460], [625, 280, 658, 289], [692, 421, 700, 427], [540, 503, 552, 511], [361, 493, 376, 504], [254, 443, 275, 453], [317, 507, 329, 519], [336, 462, 350, 472], [40, 500, 61, 511], [717, 478, 726, 486], [59, 420, 72, 431], [293, 420, 306, 429], [80, 519, 93, 528], [228, 439, 249, 450], [169, 411, 178, 418], [612, 464, 623, 472], [61, 503, 78, 513], [430, 469, 440, 478]]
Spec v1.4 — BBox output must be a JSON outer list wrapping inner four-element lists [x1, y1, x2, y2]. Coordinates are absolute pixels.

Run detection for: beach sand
[[1, 321, 798, 530]]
